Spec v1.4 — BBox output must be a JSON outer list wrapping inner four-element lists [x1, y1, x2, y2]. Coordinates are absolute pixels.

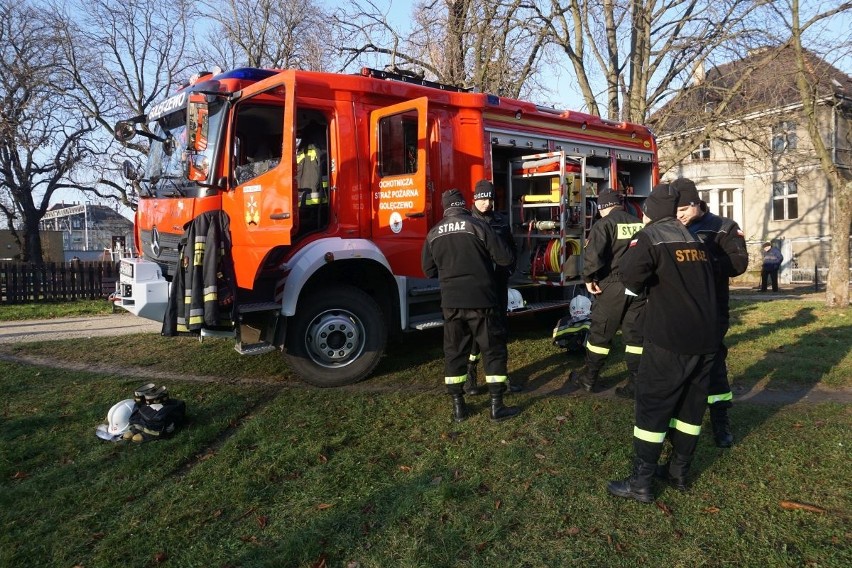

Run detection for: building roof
[[48, 203, 133, 227], [652, 45, 852, 134]]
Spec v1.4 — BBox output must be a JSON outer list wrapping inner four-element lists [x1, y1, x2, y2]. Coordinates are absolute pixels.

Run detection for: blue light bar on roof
[[215, 68, 279, 81]]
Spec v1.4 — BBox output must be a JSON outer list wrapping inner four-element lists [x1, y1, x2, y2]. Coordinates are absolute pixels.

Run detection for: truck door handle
[[405, 212, 425, 218], [269, 212, 291, 220]]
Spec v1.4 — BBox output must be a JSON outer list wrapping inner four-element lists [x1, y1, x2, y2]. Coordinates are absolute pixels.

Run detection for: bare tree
[[787, 0, 852, 307], [530, 0, 771, 122], [50, 0, 196, 211], [196, 0, 334, 71], [335, 0, 548, 97], [0, 0, 95, 263]]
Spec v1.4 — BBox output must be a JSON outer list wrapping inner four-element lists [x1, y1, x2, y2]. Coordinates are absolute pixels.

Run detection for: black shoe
[[607, 458, 656, 503], [654, 454, 691, 492], [615, 381, 635, 399], [451, 394, 468, 423], [709, 404, 734, 448], [506, 378, 523, 393], [490, 393, 521, 422], [463, 365, 484, 395], [569, 368, 597, 392]]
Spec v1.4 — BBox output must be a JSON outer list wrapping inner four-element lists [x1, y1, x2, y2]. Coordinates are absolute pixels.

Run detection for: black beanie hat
[[473, 179, 494, 201], [671, 177, 700, 207], [442, 188, 466, 211], [643, 183, 679, 221], [597, 189, 621, 210]]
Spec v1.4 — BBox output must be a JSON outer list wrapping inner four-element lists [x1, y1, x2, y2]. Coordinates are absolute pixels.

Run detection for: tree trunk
[[22, 214, 44, 264], [826, 180, 851, 307]]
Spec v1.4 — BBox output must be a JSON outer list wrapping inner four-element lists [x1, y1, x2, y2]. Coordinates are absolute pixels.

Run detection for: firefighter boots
[[463, 362, 484, 395], [451, 393, 469, 423], [569, 366, 598, 392], [655, 453, 692, 492], [489, 389, 521, 422], [615, 372, 637, 399], [505, 377, 523, 393], [709, 403, 734, 448], [607, 457, 656, 504]]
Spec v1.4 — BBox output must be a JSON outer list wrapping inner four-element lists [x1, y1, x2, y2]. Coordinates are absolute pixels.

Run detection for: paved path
[[0, 313, 161, 344]]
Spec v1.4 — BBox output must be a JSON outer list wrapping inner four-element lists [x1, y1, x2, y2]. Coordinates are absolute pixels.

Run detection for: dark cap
[[442, 189, 466, 211], [473, 179, 494, 201], [597, 189, 622, 210], [672, 177, 700, 207], [643, 183, 679, 221]]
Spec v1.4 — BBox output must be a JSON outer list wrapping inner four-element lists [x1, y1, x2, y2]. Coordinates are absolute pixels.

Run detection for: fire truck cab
[[114, 67, 657, 387]]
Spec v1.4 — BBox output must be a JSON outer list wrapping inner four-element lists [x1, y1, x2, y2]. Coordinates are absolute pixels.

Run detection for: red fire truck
[[114, 67, 658, 387]]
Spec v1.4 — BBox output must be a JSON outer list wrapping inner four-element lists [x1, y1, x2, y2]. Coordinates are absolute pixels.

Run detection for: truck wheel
[[284, 285, 387, 387]]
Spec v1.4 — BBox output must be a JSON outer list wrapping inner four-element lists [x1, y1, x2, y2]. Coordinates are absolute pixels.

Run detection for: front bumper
[[116, 258, 169, 322]]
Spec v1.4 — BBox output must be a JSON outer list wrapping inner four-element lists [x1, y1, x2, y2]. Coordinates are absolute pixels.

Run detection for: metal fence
[[0, 261, 118, 304]]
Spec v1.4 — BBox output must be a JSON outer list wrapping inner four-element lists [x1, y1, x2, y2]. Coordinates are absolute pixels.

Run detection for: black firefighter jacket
[[582, 208, 644, 284], [162, 211, 236, 335], [421, 206, 514, 309], [621, 216, 718, 355]]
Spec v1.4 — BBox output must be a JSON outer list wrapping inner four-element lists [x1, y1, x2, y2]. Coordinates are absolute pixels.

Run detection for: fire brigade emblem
[[389, 211, 403, 234], [245, 195, 260, 225]]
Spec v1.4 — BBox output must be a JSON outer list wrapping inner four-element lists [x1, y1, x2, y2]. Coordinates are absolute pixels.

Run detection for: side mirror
[[122, 159, 139, 181], [187, 96, 209, 153], [114, 121, 136, 142]]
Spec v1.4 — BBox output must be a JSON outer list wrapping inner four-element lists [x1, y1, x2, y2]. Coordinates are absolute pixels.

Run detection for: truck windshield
[[143, 100, 225, 197]]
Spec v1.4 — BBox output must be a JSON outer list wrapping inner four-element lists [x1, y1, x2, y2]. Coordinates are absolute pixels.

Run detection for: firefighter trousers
[[633, 341, 714, 464], [708, 321, 733, 408], [444, 307, 508, 394], [469, 273, 509, 364], [585, 279, 646, 374]]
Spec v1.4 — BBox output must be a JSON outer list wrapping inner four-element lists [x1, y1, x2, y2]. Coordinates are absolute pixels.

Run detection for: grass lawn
[[0, 298, 850, 567]]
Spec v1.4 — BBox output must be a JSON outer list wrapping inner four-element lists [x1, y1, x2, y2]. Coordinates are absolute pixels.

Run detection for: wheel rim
[[303, 308, 365, 369]]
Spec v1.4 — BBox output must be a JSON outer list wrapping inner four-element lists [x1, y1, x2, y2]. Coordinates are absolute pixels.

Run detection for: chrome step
[[235, 342, 277, 356]]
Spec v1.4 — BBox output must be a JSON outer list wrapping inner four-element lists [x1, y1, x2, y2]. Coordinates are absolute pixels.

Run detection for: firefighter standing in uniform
[[464, 179, 522, 395], [673, 177, 748, 447], [608, 183, 718, 503], [569, 189, 645, 396], [421, 189, 521, 422]]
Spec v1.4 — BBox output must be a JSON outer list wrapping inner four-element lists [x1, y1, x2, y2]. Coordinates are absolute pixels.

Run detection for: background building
[[39, 203, 135, 262], [653, 46, 852, 285]]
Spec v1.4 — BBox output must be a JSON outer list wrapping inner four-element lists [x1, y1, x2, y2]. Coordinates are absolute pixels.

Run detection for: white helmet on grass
[[95, 399, 137, 441]]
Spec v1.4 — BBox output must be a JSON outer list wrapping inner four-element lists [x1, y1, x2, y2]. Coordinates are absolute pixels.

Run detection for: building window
[[691, 139, 711, 161], [772, 181, 798, 220], [771, 121, 797, 153], [719, 188, 734, 219]]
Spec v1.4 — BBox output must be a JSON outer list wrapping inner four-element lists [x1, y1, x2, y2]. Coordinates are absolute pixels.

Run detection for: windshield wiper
[[160, 175, 186, 197]]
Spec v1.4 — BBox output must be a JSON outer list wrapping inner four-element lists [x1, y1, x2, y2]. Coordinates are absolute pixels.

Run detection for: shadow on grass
[[689, 303, 852, 479]]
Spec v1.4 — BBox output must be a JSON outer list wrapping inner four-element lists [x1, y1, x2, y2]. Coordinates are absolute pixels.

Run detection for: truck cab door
[[369, 97, 429, 273], [224, 73, 296, 271]]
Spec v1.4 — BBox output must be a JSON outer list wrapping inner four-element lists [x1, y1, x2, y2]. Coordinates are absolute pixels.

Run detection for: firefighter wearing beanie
[[608, 183, 718, 503], [673, 177, 748, 448], [568, 188, 645, 397], [464, 179, 522, 396], [421, 188, 521, 423]]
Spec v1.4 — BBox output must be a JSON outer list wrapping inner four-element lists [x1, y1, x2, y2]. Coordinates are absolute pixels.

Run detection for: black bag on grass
[[127, 398, 186, 441]]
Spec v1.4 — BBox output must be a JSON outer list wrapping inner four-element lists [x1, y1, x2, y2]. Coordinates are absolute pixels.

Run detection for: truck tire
[[284, 285, 387, 387]]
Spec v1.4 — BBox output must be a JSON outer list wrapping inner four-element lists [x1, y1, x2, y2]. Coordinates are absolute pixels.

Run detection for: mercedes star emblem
[[151, 226, 161, 257]]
